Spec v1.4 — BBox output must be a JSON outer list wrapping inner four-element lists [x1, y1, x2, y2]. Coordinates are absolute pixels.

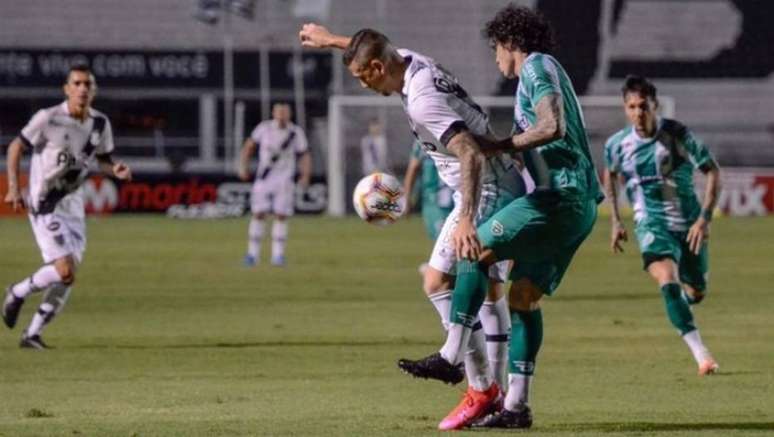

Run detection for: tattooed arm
[[446, 130, 485, 260], [475, 93, 566, 153]]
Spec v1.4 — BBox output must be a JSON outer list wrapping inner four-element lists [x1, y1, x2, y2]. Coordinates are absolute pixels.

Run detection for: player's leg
[[269, 183, 295, 266], [679, 238, 709, 305], [480, 279, 510, 391], [21, 255, 76, 349], [646, 251, 717, 375], [245, 182, 270, 266]]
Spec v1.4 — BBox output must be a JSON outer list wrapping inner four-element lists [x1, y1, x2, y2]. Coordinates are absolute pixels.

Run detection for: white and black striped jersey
[[397, 48, 514, 192], [249, 120, 308, 183], [20, 102, 114, 215]]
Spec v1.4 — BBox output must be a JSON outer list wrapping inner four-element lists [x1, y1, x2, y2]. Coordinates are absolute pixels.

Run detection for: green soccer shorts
[[634, 223, 709, 292], [478, 191, 598, 295]]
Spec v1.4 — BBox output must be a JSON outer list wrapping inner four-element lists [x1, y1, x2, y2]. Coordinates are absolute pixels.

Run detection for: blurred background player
[[399, 5, 604, 429], [402, 140, 512, 388], [300, 24, 523, 429], [239, 102, 312, 267], [360, 118, 389, 175], [604, 75, 721, 376], [2, 64, 132, 349]]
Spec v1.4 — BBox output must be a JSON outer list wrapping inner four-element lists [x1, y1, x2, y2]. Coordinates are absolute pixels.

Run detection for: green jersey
[[410, 142, 454, 211], [604, 118, 716, 231], [514, 52, 603, 203]]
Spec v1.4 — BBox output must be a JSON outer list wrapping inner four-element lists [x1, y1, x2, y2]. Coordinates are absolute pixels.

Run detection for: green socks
[[661, 283, 696, 335], [450, 260, 489, 327], [509, 309, 543, 375]]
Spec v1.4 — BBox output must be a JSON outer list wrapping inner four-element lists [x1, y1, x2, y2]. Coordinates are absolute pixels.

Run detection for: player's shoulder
[[32, 103, 66, 121], [659, 118, 689, 138], [88, 107, 110, 121], [605, 126, 633, 149]]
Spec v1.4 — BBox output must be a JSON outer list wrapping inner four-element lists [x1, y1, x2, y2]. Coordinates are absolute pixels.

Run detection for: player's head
[[483, 4, 556, 79], [64, 64, 97, 111], [272, 102, 292, 126], [621, 75, 659, 133], [343, 29, 404, 96]]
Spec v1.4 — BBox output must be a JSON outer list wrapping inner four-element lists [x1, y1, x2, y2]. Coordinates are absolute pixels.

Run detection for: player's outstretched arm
[[299, 23, 351, 50], [604, 169, 627, 253], [510, 93, 566, 152], [4, 137, 27, 211], [446, 131, 484, 260], [97, 153, 132, 181], [687, 163, 721, 254]]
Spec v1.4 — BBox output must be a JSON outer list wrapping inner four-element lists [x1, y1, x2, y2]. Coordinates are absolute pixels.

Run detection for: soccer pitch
[[0, 215, 772, 436]]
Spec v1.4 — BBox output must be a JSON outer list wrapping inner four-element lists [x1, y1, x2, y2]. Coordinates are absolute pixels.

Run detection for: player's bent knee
[[508, 278, 543, 312], [423, 268, 453, 296], [54, 258, 77, 285]]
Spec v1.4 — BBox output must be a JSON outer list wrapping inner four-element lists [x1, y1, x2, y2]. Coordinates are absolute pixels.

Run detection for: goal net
[[326, 95, 675, 216]]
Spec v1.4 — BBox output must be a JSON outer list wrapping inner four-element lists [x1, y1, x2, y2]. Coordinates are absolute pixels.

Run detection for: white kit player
[[299, 25, 528, 429], [238, 103, 312, 266], [3, 65, 132, 349]]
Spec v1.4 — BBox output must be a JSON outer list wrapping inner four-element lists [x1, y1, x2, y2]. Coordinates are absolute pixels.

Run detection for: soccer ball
[[352, 172, 406, 225]]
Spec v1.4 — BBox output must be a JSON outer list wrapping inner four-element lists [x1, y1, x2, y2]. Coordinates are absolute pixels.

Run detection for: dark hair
[[342, 28, 391, 67], [483, 4, 556, 54], [66, 63, 92, 82], [621, 75, 657, 100]]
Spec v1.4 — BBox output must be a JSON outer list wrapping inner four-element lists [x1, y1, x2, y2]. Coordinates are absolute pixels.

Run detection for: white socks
[[683, 329, 712, 364], [504, 373, 532, 412], [272, 221, 288, 260], [480, 297, 511, 389], [464, 326, 494, 391], [247, 218, 264, 258], [428, 290, 452, 331], [11, 265, 62, 299]]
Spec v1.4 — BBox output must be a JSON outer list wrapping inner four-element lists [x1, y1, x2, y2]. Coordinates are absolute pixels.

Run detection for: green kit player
[[403, 140, 454, 241], [604, 75, 721, 376], [399, 5, 604, 429]]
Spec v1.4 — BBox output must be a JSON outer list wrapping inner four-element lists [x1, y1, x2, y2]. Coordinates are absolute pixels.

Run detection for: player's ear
[[370, 58, 385, 75]]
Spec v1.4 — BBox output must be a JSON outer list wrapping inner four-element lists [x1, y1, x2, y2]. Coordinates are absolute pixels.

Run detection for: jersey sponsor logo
[[47, 221, 61, 232]]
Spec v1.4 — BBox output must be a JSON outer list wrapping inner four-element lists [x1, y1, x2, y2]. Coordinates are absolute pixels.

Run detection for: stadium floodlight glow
[[326, 94, 675, 217]]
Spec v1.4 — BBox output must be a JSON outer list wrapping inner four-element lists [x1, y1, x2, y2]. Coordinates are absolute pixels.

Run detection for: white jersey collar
[[631, 117, 663, 142]]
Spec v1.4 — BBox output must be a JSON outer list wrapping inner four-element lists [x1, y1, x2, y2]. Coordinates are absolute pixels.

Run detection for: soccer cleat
[[20, 333, 51, 350], [698, 358, 719, 376], [2, 285, 25, 329], [243, 254, 257, 267], [270, 255, 286, 267], [472, 406, 533, 429], [397, 352, 464, 385], [438, 383, 502, 430]]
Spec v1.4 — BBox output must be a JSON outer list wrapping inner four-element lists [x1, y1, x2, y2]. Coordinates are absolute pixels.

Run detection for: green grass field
[[0, 214, 772, 436]]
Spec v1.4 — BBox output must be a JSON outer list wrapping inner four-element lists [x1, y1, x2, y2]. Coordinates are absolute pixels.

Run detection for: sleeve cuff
[[439, 120, 469, 147]]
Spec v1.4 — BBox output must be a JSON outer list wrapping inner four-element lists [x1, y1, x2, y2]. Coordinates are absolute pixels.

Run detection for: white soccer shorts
[[29, 210, 86, 264], [250, 179, 295, 216]]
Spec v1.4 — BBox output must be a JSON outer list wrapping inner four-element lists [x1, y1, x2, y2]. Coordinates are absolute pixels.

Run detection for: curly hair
[[483, 4, 557, 54]]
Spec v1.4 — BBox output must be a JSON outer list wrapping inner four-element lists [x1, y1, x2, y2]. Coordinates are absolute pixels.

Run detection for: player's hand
[[112, 162, 132, 181], [686, 217, 709, 255], [299, 23, 333, 48], [453, 217, 482, 261], [611, 221, 627, 253], [3, 186, 25, 212]]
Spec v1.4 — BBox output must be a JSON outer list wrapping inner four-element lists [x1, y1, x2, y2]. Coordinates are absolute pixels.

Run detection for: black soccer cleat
[[397, 352, 464, 385], [20, 333, 51, 350], [472, 407, 533, 429], [2, 286, 25, 329]]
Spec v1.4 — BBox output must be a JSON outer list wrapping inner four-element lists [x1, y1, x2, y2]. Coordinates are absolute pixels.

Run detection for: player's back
[[398, 48, 521, 195], [515, 53, 602, 202]]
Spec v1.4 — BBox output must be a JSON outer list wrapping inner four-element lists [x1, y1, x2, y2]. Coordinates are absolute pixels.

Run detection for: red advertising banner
[[0, 173, 328, 217]]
